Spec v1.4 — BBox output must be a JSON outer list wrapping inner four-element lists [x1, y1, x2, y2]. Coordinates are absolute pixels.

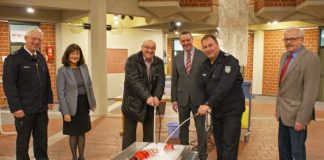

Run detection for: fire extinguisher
[[46, 44, 54, 61]]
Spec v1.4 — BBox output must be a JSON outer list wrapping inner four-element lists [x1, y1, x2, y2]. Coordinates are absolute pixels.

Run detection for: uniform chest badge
[[225, 66, 231, 73]]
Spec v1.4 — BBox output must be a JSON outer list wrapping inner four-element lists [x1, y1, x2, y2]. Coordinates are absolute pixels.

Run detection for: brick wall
[[0, 22, 57, 108], [180, 0, 212, 7], [262, 28, 319, 96], [244, 32, 254, 81], [40, 23, 57, 102], [0, 22, 10, 107], [255, 0, 297, 12]]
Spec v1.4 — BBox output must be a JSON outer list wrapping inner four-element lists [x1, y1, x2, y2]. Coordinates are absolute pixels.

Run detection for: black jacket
[[3, 47, 53, 114], [122, 51, 165, 123], [200, 50, 245, 117]]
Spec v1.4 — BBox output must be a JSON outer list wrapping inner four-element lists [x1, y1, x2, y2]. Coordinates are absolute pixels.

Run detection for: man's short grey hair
[[25, 27, 43, 38], [285, 27, 304, 38]]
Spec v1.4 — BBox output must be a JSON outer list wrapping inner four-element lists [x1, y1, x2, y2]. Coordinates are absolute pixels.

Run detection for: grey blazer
[[56, 64, 96, 116], [276, 46, 321, 127], [171, 48, 207, 107]]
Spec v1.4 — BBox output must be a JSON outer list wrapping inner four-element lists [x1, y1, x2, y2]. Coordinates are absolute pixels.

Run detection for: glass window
[[320, 28, 324, 48], [173, 39, 183, 56]]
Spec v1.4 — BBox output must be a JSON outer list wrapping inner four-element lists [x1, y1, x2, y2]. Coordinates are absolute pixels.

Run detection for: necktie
[[185, 52, 191, 75], [279, 54, 292, 83], [32, 54, 37, 62]]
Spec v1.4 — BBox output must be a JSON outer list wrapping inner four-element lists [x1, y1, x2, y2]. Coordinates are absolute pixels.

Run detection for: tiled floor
[[1, 96, 324, 160]]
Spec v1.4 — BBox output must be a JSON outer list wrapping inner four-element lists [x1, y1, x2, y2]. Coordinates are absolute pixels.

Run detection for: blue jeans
[[278, 119, 307, 160]]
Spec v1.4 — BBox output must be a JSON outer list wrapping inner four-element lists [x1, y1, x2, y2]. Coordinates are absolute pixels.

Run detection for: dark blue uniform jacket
[[3, 47, 53, 114], [200, 50, 245, 117]]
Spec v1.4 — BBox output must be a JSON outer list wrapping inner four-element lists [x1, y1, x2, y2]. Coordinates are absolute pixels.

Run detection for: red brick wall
[[262, 28, 319, 96], [255, 0, 297, 12], [244, 32, 254, 81], [138, 0, 212, 7], [40, 23, 57, 101], [180, 0, 212, 7], [0, 22, 10, 107], [0, 22, 57, 107]]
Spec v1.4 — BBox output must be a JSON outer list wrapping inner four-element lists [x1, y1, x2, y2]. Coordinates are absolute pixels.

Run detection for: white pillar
[[89, 0, 107, 115], [218, 0, 249, 65], [252, 31, 264, 95]]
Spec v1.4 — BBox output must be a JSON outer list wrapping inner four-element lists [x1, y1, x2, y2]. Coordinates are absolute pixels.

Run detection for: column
[[252, 31, 264, 95], [89, 0, 107, 116], [218, 0, 249, 65]]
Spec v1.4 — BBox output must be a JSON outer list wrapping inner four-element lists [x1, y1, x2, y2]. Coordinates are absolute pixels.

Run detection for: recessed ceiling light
[[176, 22, 181, 26], [26, 7, 34, 13]]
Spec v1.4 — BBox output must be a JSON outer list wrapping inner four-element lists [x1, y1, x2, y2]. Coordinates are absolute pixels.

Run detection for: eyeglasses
[[283, 37, 301, 42], [143, 46, 156, 51]]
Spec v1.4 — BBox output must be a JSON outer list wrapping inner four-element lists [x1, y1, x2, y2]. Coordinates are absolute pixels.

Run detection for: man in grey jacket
[[276, 27, 321, 160], [171, 31, 207, 160]]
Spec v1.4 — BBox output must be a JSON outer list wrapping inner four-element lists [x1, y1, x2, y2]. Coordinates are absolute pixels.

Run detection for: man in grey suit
[[171, 31, 207, 160], [276, 27, 321, 160]]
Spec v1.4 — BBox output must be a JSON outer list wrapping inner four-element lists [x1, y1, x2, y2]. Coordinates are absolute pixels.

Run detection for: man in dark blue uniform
[[3, 27, 53, 160], [198, 35, 245, 160]]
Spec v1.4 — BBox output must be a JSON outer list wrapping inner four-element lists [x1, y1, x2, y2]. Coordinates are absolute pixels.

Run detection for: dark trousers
[[213, 113, 242, 160], [122, 110, 154, 150], [14, 112, 49, 160], [278, 119, 307, 160], [178, 100, 207, 160]]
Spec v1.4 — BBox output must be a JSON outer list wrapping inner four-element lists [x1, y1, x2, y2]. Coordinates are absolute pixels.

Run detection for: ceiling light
[[272, 21, 278, 25], [267, 22, 271, 25], [113, 15, 119, 20], [176, 22, 181, 26], [26, 7, 34, 13]]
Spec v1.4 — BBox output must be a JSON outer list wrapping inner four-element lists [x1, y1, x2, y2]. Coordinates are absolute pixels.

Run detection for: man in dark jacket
[[198, 35, 245, 160], [2, 27, 53, 160], [121, 39, 165, 150]]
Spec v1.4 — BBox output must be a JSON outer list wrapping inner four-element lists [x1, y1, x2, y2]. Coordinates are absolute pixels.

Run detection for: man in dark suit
[[121, 40, 165, 150], [276, 27, 321, 160], [171, 31, 207, 159], [3, 27, 53, 160]]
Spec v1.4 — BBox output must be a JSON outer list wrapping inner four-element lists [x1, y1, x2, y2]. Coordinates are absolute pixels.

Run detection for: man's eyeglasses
[[143, 46, 156, 51], [283, 37, 301, 42]]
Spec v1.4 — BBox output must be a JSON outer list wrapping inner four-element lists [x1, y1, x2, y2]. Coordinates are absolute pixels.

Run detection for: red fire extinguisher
[[46, 44, 54, 61]]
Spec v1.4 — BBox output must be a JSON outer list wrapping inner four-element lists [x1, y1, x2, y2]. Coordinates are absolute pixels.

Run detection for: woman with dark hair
[[56, 43, 96, 160]]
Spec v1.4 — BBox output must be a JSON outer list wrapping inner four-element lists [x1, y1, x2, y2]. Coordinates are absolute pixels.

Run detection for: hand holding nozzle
[[146, 96, 160, 107], [198, 104, 211, 116]]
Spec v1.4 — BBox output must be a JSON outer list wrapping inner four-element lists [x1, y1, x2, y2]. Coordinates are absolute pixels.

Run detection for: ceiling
[[0, 0, 323, 34]]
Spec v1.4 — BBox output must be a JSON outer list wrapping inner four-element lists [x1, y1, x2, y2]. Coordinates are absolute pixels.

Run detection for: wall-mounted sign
[[9, 24, 38, 43]]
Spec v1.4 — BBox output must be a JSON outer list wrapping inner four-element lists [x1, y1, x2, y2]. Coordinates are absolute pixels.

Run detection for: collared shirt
[[143, 56, 154, 77], [287, 46, 303, 69], [184, 47, 195, 66], [23, 45, 37, 56]]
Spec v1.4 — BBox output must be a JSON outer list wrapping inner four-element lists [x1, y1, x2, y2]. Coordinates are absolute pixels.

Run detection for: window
[[320, 28, 324, 48], [172, 39, 183, 57]]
